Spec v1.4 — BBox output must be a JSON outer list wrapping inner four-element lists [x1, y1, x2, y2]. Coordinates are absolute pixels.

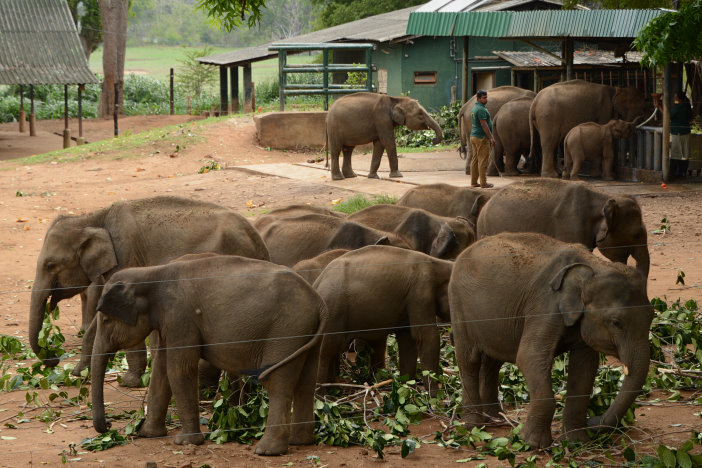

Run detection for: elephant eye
[[611, 318, 623, 329], [46, 261, 57, 272]]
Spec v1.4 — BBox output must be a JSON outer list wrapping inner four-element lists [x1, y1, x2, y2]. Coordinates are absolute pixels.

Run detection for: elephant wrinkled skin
[[91, 255, 327, 456], [563, 119, 636, 181], [476, 179, 650, 279], [313, 245, 453, 394], [529, 80, 645, 178], [449, 233, 654, 448], [29, 196, 270, 385], [397, 183, 491, 225], [326, 92, 442, 180]]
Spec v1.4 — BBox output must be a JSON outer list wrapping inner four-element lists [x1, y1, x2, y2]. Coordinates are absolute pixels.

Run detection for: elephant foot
[[602, 176, 615, 181], [462, 410, 488, 428], [254, 433, 289, 456], [559, 427, 590, 445], [541, 170, 560, 179], [522, 422, 553, 449], [389, 170, 403, 178], [289, 427, 314, 446], [367, 172, 379, 179], [331, 172, 344, 181], [561, 173, 571, 180], [504, 170, 520, 176], [174, 431, 205, 445], [71, 361, 89, 377], [119, 371, 145, 388], [138, 422, 167, 439], [342, 170, 357, 179], [487, 169, 498, 177]]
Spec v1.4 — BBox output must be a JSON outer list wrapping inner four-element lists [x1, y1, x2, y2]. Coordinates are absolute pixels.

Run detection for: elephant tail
[[258, 302, 328, 381], [325, 119, 329, 168], [528, 99, 538, 161], [458, 111, 467, 160]]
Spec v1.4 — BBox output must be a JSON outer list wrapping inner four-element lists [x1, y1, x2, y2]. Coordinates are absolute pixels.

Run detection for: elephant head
[[609, 119, 636, 139], [550, 262, 653, 430], [612, 88, 646, 122], [30, 216, 117, 365], [392, 97, 443, 145], [595, 197, 650, 280], [91, 279, 153, 433]]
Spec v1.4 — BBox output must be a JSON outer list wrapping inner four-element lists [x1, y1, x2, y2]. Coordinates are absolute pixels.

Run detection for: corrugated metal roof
[[199, 6, 420, 66], [417, 0, 565, 12], [495, 48, 643, 67], [408, 8, 666, 38], [0, 0, 98, 84]]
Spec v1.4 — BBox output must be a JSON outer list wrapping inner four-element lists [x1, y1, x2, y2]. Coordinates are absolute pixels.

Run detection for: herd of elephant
[[28, 178, 653, 456], [326, 80, 646, 181]]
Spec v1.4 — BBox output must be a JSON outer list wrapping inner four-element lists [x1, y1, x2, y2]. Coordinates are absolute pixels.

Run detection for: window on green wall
[[414, 71, 437, 85]]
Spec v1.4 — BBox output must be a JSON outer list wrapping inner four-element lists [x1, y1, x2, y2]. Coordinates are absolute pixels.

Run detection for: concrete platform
[[240, 150, 702, 198]]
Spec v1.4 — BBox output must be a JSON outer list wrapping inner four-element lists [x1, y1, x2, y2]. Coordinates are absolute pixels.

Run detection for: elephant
[[29, 196, 270, 386], [91, 255, 327, 456], [458, 86, 535, 174], [292, 249, 350, 284], [252, 204, 345, 231], [326, 92, 443, 180], [396, 183, 492, 225], [347, 204, 475, 260], [529, 80, 646, 178], [563, 119, 637, 181], [476, 179, 650, 279], [257, 212, 411, 267], [491, 97, 536, 176], [448, 232, 654, 448], [313, 245, 453, 394]]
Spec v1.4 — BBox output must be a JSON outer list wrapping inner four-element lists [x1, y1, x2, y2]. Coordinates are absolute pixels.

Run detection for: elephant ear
[[596, 199, 617, 245], [96, 281, 138, 326], [391, 105, 405, 125], [78, 227, 118, 283], [469, 194, 491, 223], [375, 236, 390, 245], [429, 223, 457, 259], [550, 263, 594, 327]]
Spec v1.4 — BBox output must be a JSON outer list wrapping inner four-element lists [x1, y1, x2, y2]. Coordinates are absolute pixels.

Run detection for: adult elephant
[[347, 204, 475, 260], [326, 92, 442, 180], [252, 204, 345, 231], [529, 80, 645, 178], [92, 255, 326, 455], [492, 96, 536, 176], [397, 183, 492, 224], [458, 86, 535, 174], [476, 179, 650, 279], [29, 196, 270, 385], [449, 233, 653, 448], [563, 119, 637, 181], [257, 213, 411, 267]]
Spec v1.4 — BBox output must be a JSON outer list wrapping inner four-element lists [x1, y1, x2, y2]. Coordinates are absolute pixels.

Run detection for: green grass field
[[89, 45, 319, 89]]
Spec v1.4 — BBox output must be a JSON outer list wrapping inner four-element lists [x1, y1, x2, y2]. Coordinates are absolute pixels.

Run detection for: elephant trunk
[[632, 245, 650, 280], [29, 283, 59, 367], [91, 339, 112, 434], [589, 344, 650, 430], [428, 116, 443, 145]]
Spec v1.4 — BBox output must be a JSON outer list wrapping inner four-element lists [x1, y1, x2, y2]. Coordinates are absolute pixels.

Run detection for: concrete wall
[[254, 111, 327, 150]]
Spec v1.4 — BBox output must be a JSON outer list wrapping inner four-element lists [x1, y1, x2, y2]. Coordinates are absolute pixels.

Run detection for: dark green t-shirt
[[670, 102, 693, 135], [470, 101, 492, 138]]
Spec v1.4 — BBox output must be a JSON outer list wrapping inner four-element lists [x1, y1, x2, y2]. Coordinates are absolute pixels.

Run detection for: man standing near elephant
[[654, 91, 695, 178], [470, 90, 495, 188]]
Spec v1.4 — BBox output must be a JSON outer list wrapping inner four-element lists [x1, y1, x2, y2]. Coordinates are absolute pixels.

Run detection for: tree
[[177, 46, 219, 98], [308, 0, 425, 29], [196, 0, 270, 30], [633, 0, 702, 68], [67, 0, 103, 59], [98, 0, 129, 117]]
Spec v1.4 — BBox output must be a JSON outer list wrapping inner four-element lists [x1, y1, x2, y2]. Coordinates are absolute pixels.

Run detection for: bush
[[395, 101, 461, 148]]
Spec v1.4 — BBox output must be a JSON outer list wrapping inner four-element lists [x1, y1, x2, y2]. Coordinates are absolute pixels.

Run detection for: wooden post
[[230, 66, 239, 113], [63, 85, 71, 148], [77, 84, 84, 145], [114, 82, 119, 137], [461, 37, 469, 103], [18, 85, 26, 133], [662, 65, 671, 181], [243, 63, 253, 112], [170, 68, 174, 115], [219, 65, 228, 116], [29, 85, 36, 136]]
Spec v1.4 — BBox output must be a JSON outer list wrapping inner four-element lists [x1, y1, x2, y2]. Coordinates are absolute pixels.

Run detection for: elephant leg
[[198, 359, 222, 395], [72, 316, 97, 376], [561, 346, 599, 444], [120, 342, 148, 388], [504, 151, 521, 176], [379, 134, 402, 178], [413, 324, 441, 397], [487, 149, 499, 176], [289, 346, 320, 446], [454, 334, 486, 426], [368, 338, 387, 372], [396, 331, 418, 381], [367, 141, 385, 179], [341, 147, 357, 179], [569, 154, 585, 181], [139, 332, 170, 438], [256, 359, 305, 455], [330, 142, 344, 180], [479, 356, 504, 420], [516, 344, 557, 449], [317, 335, 344, 385], [540, 140, 560, 179], [168, 348, 205, 445]]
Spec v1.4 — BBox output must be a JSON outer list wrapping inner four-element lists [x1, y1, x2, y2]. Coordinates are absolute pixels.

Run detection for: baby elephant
[[449, 233, 653, 448], [563, 119, 636, 181], [314, 245, 453, 394], [91, 255, 328, 456]]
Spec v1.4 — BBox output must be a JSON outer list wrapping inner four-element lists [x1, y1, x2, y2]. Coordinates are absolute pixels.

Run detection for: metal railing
[[269, 43, 375, 111]]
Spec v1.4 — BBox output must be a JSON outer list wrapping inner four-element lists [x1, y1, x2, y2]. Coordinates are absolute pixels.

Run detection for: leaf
[[401, 439, 417, 458], [677, 451, 692, 468], [657, 445, 676, 468]]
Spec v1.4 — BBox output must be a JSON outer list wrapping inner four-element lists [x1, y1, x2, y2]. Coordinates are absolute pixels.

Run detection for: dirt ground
[[0, 115, 700, 467]]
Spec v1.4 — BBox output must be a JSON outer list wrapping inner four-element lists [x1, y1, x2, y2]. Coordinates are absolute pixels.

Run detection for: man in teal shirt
[[470, 90, 495, 188]]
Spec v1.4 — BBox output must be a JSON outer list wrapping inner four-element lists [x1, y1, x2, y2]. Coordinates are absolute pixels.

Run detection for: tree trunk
[[98, 0, 128, 117]]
